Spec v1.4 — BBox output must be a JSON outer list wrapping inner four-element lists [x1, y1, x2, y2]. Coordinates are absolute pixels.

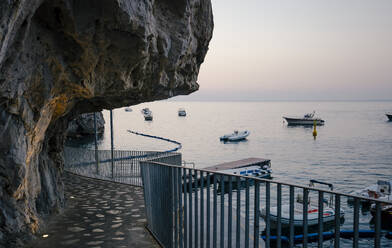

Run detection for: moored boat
[[144, 112, 153, 121], [261, 180, 344, 228], [141, 108, 151, 115], [370, 203, 392, 228], [348, 180, 392, 204], [386, 113, 392, 121], [283, 111, 325, 125], [178, 108, 186, 116], [220, 130, 250, 141], [141, 108, 153, 120]]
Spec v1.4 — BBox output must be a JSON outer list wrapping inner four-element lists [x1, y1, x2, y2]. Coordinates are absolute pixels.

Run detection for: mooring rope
[[68, 130, 181, 167], [126, 130, 182, 153]]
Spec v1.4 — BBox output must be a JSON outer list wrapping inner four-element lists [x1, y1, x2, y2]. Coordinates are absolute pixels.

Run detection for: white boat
[[178, 108, 186, 117], [124, 107, 132, 112], [220, 130, 250, 141], [283, 111, 325, 125], [261, 203, 339, 227], [348, 180, 392, 203], [261, 180, 344, 227]]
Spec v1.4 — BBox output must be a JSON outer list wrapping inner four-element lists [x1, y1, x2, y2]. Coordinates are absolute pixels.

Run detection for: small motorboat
[[283, 111, 325, 126], [141, 108, 153, 120], [386, 113, 392, 121], [348, 180, 392, 204], [260, 180, 344, 228], [220, 130, 250, 141], [124, 107, 132, 112], [141, 108, 151, 115], [144, 112, 153, 121], [178, 108, 186, 117]]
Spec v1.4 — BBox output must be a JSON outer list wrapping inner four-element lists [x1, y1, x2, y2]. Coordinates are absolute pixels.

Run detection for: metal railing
[[64, 146, 172, 186], [140, 160, 392, 248]]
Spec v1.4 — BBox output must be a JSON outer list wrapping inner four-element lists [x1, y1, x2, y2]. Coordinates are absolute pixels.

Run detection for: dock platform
[[203, 157, 271, 172]]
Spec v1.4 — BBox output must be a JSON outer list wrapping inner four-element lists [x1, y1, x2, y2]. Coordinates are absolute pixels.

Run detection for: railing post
[[236, 176, 241, 248], [375, 202, 381, 248], [266, 182, 271, 248], [277, 183, 282, 248], [245, 178, 249, 248], [228, 176, 233, 248], [289, 186, 295, 248], [110, 109, 114, 178], [93, 112, 99, 175], [334, 195, 340, 248], [220, 174, 225, 248], [303, 188, 309, 248], [253, 180, 260, 248], [353, 198, 359, 248]]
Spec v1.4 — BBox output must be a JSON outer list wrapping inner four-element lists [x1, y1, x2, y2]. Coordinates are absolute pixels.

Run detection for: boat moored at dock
[[261, 180, 344, 228], [348, 180, 392, 204], [283, 111, 325, 125]]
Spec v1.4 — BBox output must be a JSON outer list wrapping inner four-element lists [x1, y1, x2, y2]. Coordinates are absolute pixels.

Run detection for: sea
[[81, 100, 392, 247]]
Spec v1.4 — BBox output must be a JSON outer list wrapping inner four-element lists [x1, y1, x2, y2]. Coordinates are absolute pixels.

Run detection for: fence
[[140, 160, 392, 248], [63, 146, 391, 247], [64, 146, 172, 186]]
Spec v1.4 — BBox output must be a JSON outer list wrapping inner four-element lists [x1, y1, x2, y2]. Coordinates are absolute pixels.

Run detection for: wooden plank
[[203, 158, 270, 172]]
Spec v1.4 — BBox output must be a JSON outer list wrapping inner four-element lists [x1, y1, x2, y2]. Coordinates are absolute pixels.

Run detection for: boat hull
[[387, 114, 392, 121], [220, 131, 250, 141], [283, 117, 325, 126], [371, 205, 392, 228], [261, 204, 343, 227]]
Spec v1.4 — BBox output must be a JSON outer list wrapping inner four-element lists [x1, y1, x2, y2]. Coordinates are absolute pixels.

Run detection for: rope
[[126, 130, 182, 153]]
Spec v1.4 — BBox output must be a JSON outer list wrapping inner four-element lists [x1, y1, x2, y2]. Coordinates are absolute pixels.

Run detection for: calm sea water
[[97, 101, 392, 192], [87, 101, 392, 246]]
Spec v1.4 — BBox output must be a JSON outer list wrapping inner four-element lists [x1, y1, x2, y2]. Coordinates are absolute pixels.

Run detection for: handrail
[[145, 160, 392, 205]]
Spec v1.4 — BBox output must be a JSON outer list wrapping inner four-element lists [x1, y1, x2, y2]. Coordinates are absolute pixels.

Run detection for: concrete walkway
[[26, 172, 159, 248]]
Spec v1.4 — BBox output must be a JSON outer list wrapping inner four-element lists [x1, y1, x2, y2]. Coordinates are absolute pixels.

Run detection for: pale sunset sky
[[176, 0, 392, 101]]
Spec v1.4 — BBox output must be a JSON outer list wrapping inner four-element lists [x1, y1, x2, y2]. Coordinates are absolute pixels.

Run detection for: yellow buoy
[[312, 120, 317, 139]]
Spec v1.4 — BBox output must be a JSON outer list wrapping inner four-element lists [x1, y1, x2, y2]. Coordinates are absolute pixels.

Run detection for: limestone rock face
[[66, 112, 105, 138], [0, 0, 213, 245]]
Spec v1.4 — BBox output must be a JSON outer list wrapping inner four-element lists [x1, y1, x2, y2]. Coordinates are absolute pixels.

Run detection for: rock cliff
[[66, 112, 105, 138], [0, 0, 213, 246]]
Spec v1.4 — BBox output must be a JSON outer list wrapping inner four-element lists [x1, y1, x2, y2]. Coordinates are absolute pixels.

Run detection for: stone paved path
[[26, 172, 159, 248]]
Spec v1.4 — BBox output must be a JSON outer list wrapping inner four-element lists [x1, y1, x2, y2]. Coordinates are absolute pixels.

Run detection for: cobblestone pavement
[[26, 172, 159, 248]]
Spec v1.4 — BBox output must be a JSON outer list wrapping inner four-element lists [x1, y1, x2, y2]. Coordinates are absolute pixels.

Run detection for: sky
[[175, 0, 392, 101]]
